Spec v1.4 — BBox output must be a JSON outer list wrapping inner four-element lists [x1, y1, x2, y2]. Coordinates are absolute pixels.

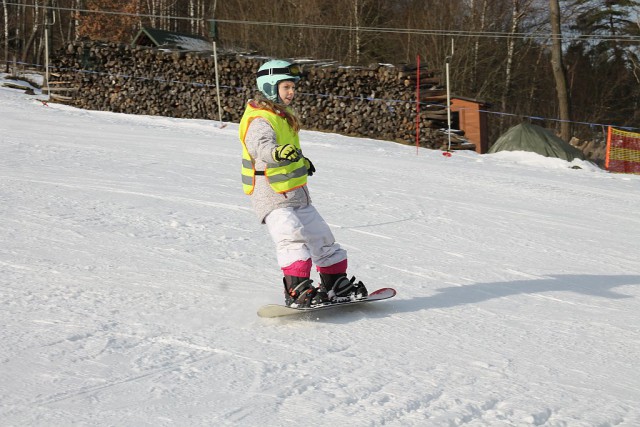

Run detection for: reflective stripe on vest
[[241, 158, 255, 189], [238, 103, 307, 195]]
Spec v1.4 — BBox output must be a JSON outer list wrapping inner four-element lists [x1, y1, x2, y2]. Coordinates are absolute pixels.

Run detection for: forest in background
[[2, 0, 639, 144]]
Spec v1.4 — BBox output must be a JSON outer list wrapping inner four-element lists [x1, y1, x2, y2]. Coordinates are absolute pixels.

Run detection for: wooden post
[[445, 59, 451, 152], [44, 3, 52, 101], [415, 55, 420, 155], [605, 125, 612, 170], [213, 41, 224, 128]]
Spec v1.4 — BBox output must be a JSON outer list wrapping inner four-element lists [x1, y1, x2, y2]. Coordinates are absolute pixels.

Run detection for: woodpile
[[51, 41, 457, 149]]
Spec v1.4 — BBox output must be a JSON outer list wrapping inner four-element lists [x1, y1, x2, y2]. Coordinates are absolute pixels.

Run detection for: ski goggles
[[256, 63, 302, 78]]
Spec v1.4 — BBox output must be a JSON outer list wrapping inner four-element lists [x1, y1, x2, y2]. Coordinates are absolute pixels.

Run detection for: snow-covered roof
[[132, 27, 211, 52]]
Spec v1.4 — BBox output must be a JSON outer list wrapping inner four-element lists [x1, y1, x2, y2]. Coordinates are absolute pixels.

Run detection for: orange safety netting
[[606, 127, 640, 174]]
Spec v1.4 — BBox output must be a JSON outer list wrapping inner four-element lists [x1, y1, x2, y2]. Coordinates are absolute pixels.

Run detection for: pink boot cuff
[[282, 259, 313, 278], [316, 259, 348, 275]]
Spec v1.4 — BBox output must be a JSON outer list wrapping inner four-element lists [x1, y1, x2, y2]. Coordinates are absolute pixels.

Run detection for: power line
[[213, 19, 640, 44], [5, 1, 640, 44]]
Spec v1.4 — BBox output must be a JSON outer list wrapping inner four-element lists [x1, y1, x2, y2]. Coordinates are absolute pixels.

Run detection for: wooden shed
[[450, 97, 491, 154]]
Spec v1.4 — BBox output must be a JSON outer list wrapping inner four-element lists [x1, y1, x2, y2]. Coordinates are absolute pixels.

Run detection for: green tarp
[[488, 123, 585, 161]]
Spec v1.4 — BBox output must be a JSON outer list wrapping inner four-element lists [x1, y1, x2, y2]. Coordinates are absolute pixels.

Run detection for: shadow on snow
[[296, 274, 640, 323]]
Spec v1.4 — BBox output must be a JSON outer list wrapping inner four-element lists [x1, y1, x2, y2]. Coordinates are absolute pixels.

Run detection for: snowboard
[[257, 287, 396, 318]]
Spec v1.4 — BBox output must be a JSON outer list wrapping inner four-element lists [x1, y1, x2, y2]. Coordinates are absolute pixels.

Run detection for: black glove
[[272, 144, 300, 162], [304, 157, 316, 176]]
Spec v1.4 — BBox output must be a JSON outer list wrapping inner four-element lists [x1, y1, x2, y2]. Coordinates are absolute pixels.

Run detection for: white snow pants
[[264, 205, 347, 271]]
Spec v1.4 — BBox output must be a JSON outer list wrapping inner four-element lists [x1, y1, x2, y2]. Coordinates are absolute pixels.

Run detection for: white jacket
[[244, 118, 312, 223]]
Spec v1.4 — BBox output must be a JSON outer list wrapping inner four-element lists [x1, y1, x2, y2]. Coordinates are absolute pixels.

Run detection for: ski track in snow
[[2, 83, 640, 426]]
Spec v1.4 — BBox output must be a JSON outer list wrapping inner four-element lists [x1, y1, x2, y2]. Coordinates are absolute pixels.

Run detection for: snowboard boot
[[283, 276, 327, 307], [319, 273, 369, 302]]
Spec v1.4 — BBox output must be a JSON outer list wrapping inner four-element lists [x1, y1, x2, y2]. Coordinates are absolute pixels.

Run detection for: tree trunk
[[3, 0, 8, 72], [502, 0, 522, 113], [21, 1, 40, 65], [472, 0, 488, 93], [549, 0, 571, 142]]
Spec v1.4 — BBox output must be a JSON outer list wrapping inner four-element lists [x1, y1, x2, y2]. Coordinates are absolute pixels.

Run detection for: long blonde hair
[[252, 93, 301, 134]]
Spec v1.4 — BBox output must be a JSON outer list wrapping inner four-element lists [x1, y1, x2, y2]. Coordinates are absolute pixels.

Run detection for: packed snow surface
[[1, 83, 640, 426]]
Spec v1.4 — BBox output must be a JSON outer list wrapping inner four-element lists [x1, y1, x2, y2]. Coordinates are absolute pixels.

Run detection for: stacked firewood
[[50, 41, 454, 149]]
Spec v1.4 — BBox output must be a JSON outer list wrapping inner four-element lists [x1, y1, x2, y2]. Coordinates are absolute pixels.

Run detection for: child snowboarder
[[238, 59, 367, 307]]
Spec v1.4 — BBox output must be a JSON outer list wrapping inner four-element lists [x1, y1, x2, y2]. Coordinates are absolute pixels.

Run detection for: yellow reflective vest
[[239, 102, 308, 195]]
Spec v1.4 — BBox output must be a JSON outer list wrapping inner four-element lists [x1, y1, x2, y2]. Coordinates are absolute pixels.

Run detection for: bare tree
[[348, 0, 361, 64], [471, 0, 489, 92], [549, 0, 571, 141], [2, 0, 8, 72], [502, 0, 525, 112], [21, 0, 41, 64], [77, 1, 142, 43]]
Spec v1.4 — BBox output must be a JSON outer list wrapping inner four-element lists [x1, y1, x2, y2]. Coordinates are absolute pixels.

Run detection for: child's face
[[278, 80, 296, 105]]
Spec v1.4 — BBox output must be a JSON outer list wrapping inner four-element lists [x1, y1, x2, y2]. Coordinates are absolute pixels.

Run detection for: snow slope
[[1, 84, 640, 426]]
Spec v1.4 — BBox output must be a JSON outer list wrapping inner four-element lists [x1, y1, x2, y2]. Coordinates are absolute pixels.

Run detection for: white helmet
[[256, 60, 301, 102]]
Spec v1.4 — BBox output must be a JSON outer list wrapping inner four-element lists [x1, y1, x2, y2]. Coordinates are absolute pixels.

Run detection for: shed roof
[[132, 27, 211, 52], [451, 96, 492, 108]]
